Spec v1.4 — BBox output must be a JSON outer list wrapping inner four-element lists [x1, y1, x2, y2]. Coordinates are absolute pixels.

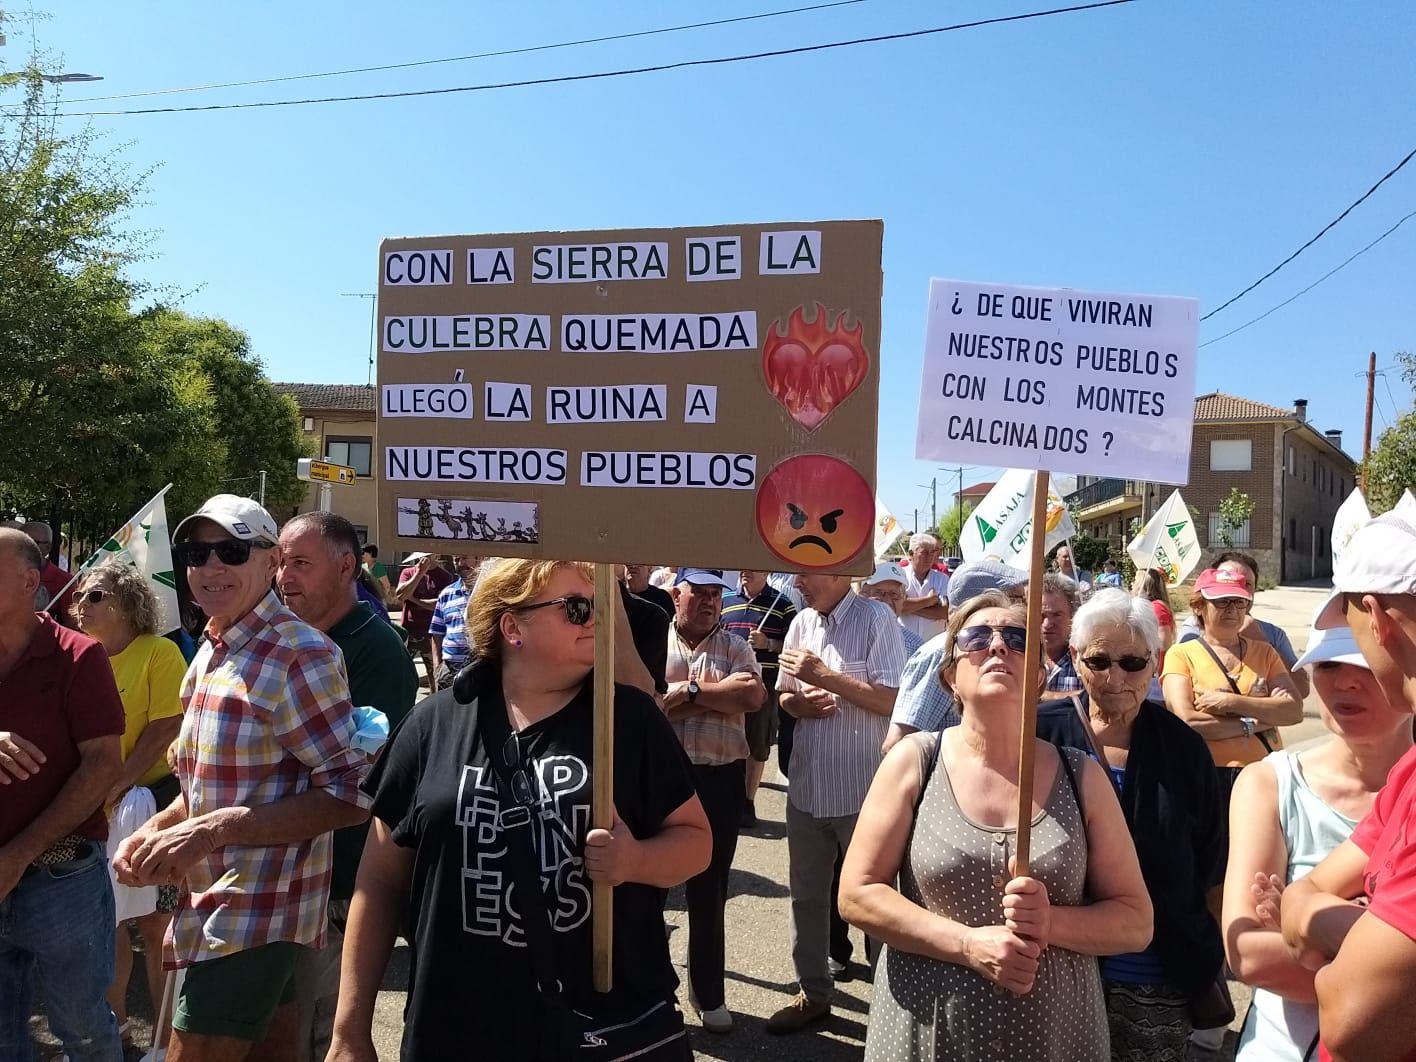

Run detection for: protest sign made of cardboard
[[915, 279, 1199, 483], [377, 221, 883, 574]]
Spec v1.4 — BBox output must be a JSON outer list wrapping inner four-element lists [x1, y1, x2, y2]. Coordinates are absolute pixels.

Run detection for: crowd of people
[[5, 507, 1416, 1061]]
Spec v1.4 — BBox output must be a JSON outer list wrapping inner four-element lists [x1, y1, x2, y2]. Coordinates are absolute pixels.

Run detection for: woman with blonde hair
[[328, 558, 711, 1061], [72, 558, 188, 1052], [842, 590, 1153, 1061]]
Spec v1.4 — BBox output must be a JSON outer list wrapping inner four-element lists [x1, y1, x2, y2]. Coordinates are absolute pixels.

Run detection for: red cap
[[1195, 567, 1253, 602]]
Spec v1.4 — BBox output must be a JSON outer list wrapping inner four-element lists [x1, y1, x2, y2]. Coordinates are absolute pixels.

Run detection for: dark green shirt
[[328, 601, 419, 900]]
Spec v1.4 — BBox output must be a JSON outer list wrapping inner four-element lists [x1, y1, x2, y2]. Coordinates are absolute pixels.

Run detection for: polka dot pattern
[[864, 743, 1109, 1061]]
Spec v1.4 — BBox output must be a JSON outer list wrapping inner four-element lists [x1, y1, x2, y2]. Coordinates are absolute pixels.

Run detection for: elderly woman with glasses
[[841, 590, 1152, 1062], [329, 559, 711, 1062], [72, 559, 190, 1052], [1057, 588, 1226, 1061]]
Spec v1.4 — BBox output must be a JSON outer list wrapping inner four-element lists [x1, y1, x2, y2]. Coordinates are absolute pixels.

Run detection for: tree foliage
[[0, 64, 312, 539], [936, 505, 966, 554], [1218, 487, 1256, 548], [1364, 352, 1416, 514]]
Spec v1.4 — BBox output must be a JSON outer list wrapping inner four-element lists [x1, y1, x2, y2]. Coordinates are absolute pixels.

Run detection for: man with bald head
[[22, 520, 73, 616], [0, 527, 126, 1060]]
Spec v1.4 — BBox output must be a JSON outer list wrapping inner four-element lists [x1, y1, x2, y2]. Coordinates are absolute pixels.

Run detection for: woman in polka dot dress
[[841, 591, 1153, 1060]]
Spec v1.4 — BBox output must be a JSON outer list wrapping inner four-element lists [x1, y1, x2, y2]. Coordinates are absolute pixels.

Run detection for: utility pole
[[258, 469, 267, 507], [1361, 350, 1376, 491], [913, 508, 918, 534], [918, 479, 937, 531]]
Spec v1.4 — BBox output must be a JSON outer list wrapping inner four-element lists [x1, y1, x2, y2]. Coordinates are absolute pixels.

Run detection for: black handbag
[[475, 690, 690, 1061], [1188, 973, 1236, 1030]]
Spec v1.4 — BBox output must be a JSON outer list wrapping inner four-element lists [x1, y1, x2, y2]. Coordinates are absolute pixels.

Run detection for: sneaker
[[766, 991, 830, 1034], [828, 957, 853, 982], [687, 989, 733, 1034], [739, 801, 758, 829]]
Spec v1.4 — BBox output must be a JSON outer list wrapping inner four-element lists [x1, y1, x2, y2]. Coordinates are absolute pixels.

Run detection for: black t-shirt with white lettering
[[364, 664, 695, 1060]]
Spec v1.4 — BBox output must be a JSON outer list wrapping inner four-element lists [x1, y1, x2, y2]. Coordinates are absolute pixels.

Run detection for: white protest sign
[[915, 279, 1199, 482], [958, 468, 1076, 572]]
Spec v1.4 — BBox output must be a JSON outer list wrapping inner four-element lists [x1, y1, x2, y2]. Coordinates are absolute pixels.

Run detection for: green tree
[[1218, 487, 1256, 548], [1364, 351, 1416, 513], [936, 504, 966, 554]]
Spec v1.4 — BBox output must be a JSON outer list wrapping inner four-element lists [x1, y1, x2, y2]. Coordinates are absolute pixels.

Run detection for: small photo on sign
[[396, 497, 540, 544]]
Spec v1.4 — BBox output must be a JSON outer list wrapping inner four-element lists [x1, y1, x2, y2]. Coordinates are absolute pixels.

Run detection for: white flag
[[1331, 487, 1372, 574], [874, 497, 904, 560], [1396, 490, 1416, 521], [959, 468, 1076, 572], [79, 487, 181, 634], [1126, 489, 1201, 586]]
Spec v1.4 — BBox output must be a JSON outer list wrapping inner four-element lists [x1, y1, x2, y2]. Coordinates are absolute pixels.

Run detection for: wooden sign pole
[[1013, 470, 1051, 877], [592, 563, 616, 993]]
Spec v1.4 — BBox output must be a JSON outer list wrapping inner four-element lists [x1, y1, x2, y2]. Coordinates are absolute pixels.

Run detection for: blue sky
[[13, 0, 1415, 531]]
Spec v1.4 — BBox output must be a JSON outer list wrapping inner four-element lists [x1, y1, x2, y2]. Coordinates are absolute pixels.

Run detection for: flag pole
[[1013, 470, 1051, 876], [591, 563, 616, 992], [46, 483, 174, 611]]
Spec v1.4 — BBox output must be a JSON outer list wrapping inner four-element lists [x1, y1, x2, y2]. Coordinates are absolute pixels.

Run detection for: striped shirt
[[665, 624, 762, 765], [720, 585, 796, 687], [891, 632, 958, 733], [429, 577, 474, 668], [777, 591, 907, 818], [169, 591, 370, 967]]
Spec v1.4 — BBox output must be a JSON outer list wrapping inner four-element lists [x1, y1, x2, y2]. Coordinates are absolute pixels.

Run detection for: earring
[[512, 638, 523, 648]]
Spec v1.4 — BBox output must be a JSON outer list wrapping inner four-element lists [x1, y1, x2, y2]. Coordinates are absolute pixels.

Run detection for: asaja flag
[[1126, 489, 1201, 586], [1331, 487, 1371, 574], [959, 468, 1075, 572], [874, 496, 904, 560], [1396, 490, 1416, 522], [81, 488, 181, 635]]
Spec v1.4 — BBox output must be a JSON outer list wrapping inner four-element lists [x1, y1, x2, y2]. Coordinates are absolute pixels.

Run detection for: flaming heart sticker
[[762, 303, 869, 432]]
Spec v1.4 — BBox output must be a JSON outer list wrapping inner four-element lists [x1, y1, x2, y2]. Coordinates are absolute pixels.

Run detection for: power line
[[31, 1, 1139, 118], [1381, 370, 1408, 419], [1198, 207, 1416, 348], [62, 0, 877, 103], [1202, 144, 1416, 321]]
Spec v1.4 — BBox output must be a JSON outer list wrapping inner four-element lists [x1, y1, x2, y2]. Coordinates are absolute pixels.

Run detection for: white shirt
[[901, 565, 950, 642], [776, 592, 906, 818]]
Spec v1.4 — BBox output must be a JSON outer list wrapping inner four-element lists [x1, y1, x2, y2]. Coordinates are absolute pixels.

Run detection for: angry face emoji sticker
[[756, 454, 873, 569]]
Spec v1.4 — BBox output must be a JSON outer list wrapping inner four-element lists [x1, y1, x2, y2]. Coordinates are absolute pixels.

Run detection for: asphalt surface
[[34, 584, 1336, 1060]]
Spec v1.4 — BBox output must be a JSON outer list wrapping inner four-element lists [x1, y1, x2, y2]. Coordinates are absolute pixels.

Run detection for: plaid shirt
[[665, 624, 762, 765], [169, 591, 370, 967], [1047, 651, 1083, 693], [429, 577, 473, 668]]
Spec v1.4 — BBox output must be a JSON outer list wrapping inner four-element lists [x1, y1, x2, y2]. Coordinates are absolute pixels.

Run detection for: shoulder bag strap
[[1192, 638, 1276, 751], [474, 693, 566, 1002]]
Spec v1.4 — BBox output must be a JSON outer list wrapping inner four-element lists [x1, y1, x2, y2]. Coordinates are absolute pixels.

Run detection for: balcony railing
[[1064, 478, 1142, 511]]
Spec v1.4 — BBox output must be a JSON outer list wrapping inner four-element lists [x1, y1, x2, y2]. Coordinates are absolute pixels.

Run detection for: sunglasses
[[956, 624, 1029, 655], [174, 539, 271, 568], [501, 732, 537, 809], [1208, 598, 1249, 612], [517, 595, 594, 626], [1079, 653, 1151, 673], [78, 588, 110, 606]]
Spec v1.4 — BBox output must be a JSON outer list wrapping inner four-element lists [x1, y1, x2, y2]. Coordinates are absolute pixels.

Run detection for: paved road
[[39, 585, 1340, 1060]]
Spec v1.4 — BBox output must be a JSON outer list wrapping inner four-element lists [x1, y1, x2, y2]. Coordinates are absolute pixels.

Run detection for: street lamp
[[42, 73, 103, 84]]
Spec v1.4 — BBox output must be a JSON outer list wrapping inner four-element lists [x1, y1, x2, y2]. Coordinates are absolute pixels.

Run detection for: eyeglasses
[[1208, 598, 1249, 612], [1079, 653, 1151, 673], [955, 624, 1029, 655], [78, 588, 110, 606], [516, 595, 594, 626], [501, 732, 537, 807], [174, 539, 272, 568]]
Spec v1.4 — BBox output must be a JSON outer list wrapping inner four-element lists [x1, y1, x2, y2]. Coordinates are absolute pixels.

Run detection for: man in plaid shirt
[[114, 495, 370, 1059]]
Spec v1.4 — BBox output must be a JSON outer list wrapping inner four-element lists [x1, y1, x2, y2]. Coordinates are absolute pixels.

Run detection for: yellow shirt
[[110, 634, 189, 788], [1162, 636, 1289, 767]]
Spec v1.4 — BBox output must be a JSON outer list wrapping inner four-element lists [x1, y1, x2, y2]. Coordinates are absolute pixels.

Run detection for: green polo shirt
[[328, 601, 420, 900]]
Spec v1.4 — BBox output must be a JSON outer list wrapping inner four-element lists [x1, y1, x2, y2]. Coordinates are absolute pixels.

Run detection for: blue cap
[[947, 559, 1028, 609], [675, 567, 734, 590]]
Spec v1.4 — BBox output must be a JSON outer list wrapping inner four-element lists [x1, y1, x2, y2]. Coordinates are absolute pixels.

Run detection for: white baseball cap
[[863, 560, 908, 587], [173, 494, 279, 545], [1293, 625, 1371, 670], [1314, 513, 1416, 630]]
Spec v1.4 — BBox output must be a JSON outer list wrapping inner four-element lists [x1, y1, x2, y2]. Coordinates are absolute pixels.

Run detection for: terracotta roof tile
[[1192, 391, 1294, 422], [273, 383, 375, 413]]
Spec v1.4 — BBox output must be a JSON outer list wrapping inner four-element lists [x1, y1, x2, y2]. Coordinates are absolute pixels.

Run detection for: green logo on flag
[[153, 570, 177, 591], [975, 516, 998, 545], [1165, 521, 1186, 539]]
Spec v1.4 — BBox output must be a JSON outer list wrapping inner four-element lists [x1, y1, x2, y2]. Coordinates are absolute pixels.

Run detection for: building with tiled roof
[[1066, 393, 1356, 583], [276, 382, 381, 541], [272, 382, 375, 414]]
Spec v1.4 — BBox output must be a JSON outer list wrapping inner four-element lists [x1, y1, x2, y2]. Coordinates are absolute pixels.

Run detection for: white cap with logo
[[863, 560, 908, 587], [173, 494, 279, 546], [1314, 512, 1416, 630]]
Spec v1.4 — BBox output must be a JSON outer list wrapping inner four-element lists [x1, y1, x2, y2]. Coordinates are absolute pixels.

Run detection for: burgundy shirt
[[0, 613, 125, 845], [399, 565, 455, 638]]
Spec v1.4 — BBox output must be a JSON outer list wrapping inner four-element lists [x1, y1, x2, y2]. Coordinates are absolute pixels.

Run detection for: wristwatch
[[1240, 716, 1257, 739], [687, 680, 700, 704]]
